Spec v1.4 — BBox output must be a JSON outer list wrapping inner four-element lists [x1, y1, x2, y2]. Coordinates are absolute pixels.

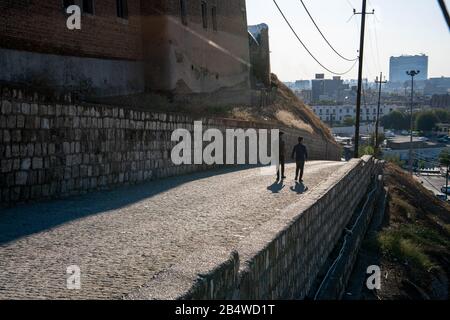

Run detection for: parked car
[[441, 186, 450, 195], [438, 136, 450, 143], [385, 130, 396, 138], [436, 194, 448, 201]]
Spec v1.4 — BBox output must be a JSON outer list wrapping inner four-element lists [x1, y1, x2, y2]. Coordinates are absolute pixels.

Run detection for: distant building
[[384, 136, 447, 167], [296, 89, 312, 104], [431, 94, 450, 108], [425, 77, 450, 96], [332, 124, 383, 137], [311, 104, 405, 124], [311, 74, 347, 103], [248, 23, 271, 89], [294, 80, 311, 90], [389, 54, 428, 83], [436, 123, 450, 136]]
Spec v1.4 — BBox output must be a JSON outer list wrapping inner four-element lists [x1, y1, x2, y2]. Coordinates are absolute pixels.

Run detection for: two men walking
[[277, 133, 308, 183]]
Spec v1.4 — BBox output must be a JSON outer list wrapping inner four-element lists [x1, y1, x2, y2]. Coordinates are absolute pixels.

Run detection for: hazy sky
[[246, 0, 450, 82]]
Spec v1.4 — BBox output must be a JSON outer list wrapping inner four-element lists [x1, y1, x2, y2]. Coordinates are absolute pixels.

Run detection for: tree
[[383, 154, 405, 167], [380, 111, 409, 130], [418, 160, 426, 170], [370, 133, 386, 148], [439, 149, 450, 166], [343, 117, 355, 126], [416, 111, 438, 132], [433, 108, 450, 123], [359, 145, 375, 157]]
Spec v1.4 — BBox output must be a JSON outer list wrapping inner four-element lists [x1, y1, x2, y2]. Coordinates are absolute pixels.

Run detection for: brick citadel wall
[[0, 0, 143, 61], [0, 86, 340, 205]]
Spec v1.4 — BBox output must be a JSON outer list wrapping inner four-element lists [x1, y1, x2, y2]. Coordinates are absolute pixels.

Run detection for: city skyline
[[246, 0, 450, 82]]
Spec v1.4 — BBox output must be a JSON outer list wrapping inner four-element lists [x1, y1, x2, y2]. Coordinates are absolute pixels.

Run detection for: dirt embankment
[[88, 73, 335, 144], [349, 163, 450, 300], [230, 74, 334, 141]]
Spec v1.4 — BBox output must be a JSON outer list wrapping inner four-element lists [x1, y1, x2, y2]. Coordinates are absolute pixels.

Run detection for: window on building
[[180, 0, 188, 25], [116, 0, 128, 19], [201, 1, 208, 29], [212, 6, 218, 31], [82, 0, 94, 14]]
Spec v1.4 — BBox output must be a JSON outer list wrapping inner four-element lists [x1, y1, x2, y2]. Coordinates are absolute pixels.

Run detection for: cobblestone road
[[0, 161, 346, 299]]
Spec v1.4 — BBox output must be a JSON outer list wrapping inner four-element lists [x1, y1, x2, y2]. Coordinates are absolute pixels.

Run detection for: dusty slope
[[88, 74, 335, 143], [230, 74, 334, 141], [348, 163, 450, 300]]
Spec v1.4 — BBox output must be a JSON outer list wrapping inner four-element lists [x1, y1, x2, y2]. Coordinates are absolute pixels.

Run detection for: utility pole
[[406, 70, 420, 175], [374, 72, 387, 154], [353, 0, 374, 158]]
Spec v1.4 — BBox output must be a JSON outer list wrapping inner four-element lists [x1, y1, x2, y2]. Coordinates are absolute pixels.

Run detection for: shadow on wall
[[0, 165, 252, 246]]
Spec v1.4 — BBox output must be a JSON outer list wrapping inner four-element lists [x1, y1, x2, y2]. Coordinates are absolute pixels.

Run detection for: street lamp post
[[406, 70, 420, 175]]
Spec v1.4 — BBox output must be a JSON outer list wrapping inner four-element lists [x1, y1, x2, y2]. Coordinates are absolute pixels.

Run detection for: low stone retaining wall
[[0, 86, 340, 205], [127, 156, 382, 300], [313, 162, 385, 299]]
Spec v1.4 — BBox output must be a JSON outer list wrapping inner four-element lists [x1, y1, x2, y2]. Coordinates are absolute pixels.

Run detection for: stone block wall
[[238, 156, 379, 299], [137, 156, 380, 300], [314, 163, 385, 300], [0, 86, 340, 205]]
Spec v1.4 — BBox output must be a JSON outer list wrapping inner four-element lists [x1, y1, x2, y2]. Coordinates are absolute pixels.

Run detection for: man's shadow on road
[[267, 180, 285, 193], [290, 182, 308, 194]]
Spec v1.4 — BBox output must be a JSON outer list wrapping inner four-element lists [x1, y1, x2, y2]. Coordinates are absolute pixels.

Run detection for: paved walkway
[[0, 161, 346, 299]]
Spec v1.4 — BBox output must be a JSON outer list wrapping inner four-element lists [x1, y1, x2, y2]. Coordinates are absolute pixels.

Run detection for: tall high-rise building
[[389, 55, 428, 83]]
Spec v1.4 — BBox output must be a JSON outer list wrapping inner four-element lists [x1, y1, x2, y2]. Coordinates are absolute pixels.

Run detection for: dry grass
[[370, 163, 450, 298], [274, 110, 314, 134], [88, 73, 336, 146]]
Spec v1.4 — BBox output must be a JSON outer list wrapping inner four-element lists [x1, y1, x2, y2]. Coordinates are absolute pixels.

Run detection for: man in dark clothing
[[292, 137, 308, 183], [277, 132, 286, 181]]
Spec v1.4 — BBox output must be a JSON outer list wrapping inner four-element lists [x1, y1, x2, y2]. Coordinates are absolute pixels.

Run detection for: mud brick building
[[0, 0, 251, 101], [248, 23, 271, 89]]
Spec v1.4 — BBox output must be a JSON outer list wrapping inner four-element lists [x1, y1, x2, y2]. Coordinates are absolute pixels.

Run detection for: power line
[[419, 175, 444, 194], [367, 0, 382, 74], [366, 20, 380, 74], [371, 16, 382, 72], [345, 0, 355, 10], [298, 0, 358, 62], [272, 0, 358, 76], [438, 0, 450, 29], [368, 0, 381, 23]]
